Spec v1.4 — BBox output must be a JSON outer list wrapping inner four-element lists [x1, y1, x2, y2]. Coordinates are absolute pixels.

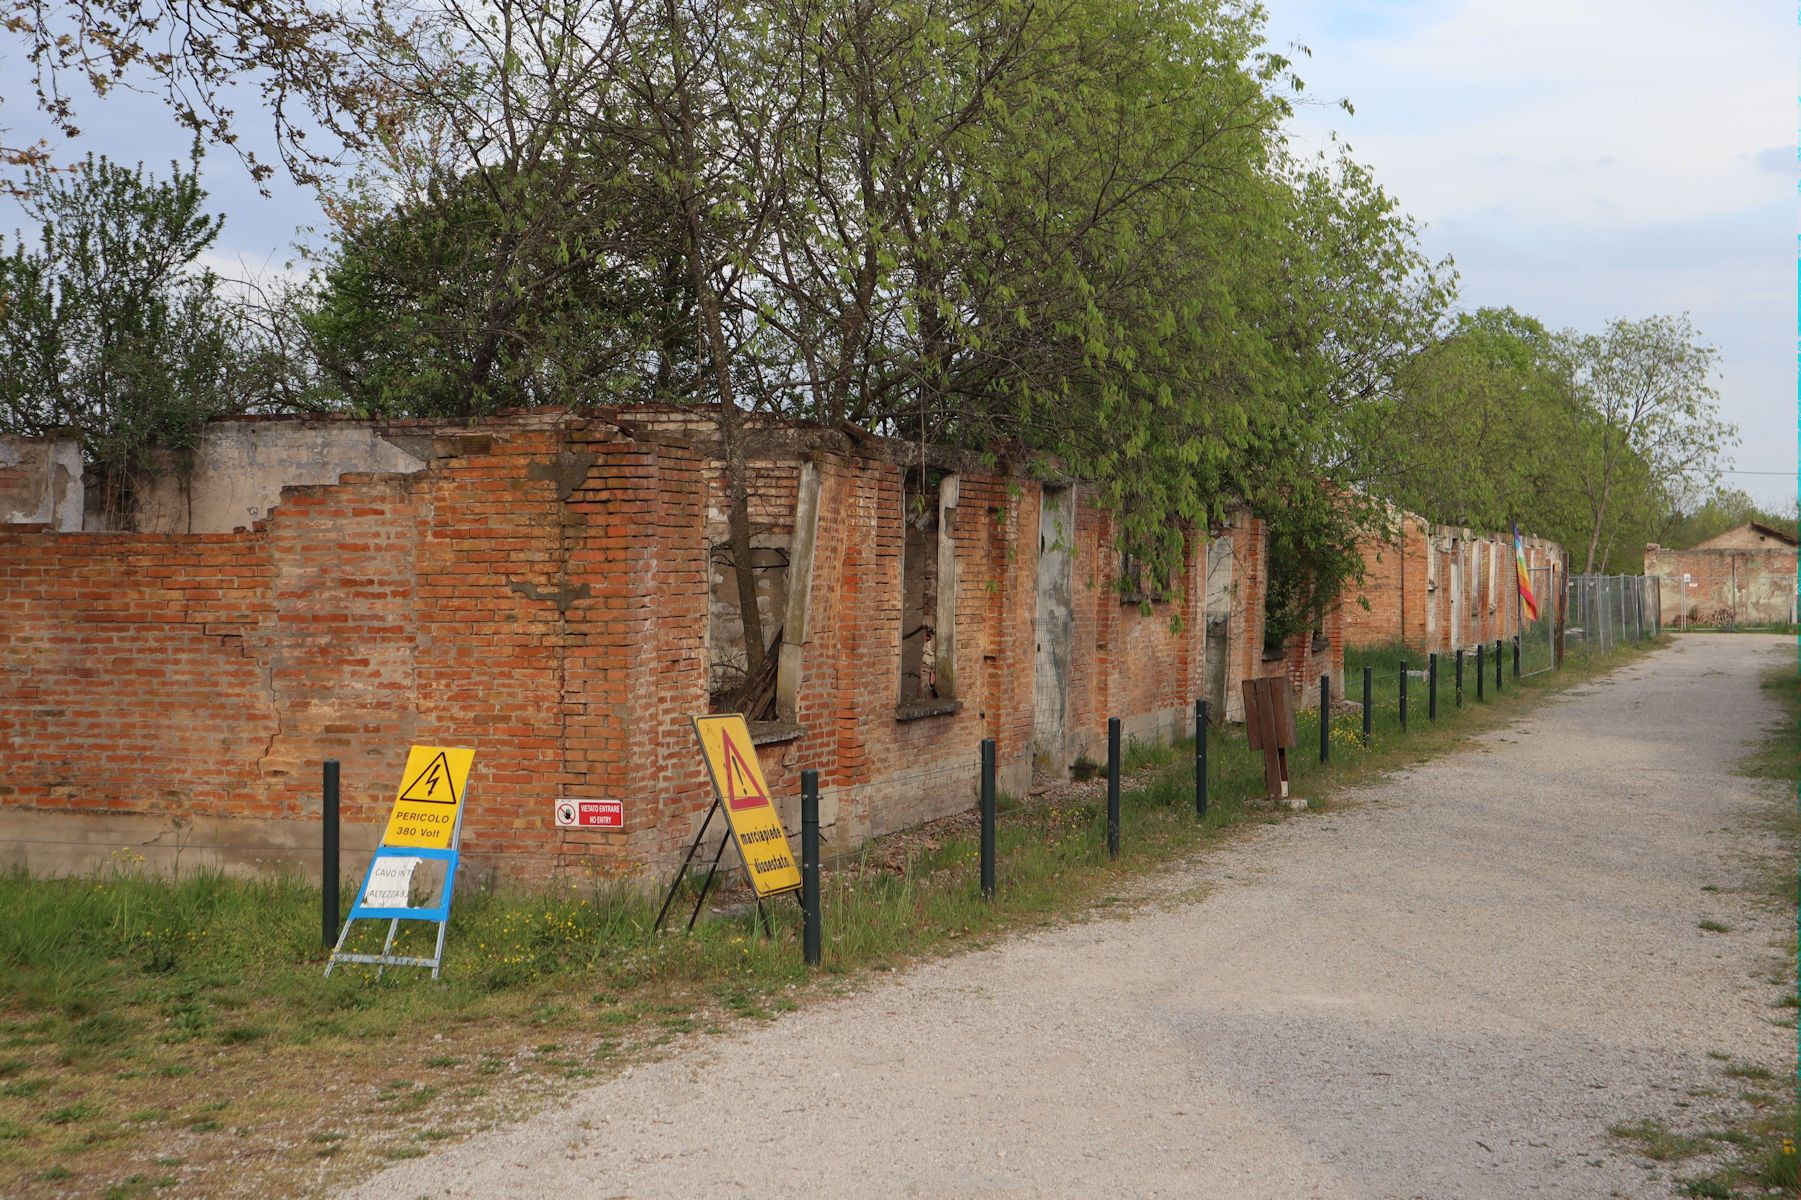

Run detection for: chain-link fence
[[1564, 573, 1662, 659], [1520, 565, 1557, 677]]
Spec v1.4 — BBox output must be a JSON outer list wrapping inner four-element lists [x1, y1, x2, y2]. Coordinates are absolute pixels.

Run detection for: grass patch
[[1609, 1117, 1711, 1162], [1697, 920, 1732, 934], [0, 636, 1663, 1197], [1652, 659, 1801, 1196], [1719, 1063, 1776, 1083]]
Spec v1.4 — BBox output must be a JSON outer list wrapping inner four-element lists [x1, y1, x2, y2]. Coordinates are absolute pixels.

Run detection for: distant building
[[1645, 523, 1798, 628]]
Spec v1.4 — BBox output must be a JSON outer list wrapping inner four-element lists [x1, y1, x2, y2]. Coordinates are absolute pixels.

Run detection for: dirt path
[[347, 636, 1794, 1200]]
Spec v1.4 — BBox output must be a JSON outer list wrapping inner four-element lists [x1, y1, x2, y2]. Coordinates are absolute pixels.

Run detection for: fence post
[[1494, 639, 1503, 692], [979, 740, 997, 900], [1476, 642, 1486, 700], [1512, 635, 1520, 678], [1106, 718, 1122, 859], [322, 761, 340, 949], [1361, 666, 1372, 747], [801, 769, 822, 964], [1399, 660, 1408, 733], [1195, 699, 1208, 820], [1319, 675, 1330, 764], [1454, 648, 1464, 707], [1428, 653, 1438, 721]]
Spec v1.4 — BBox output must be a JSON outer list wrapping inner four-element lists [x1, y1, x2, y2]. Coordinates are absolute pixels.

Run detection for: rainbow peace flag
[[1513, 521, 1539, 622]]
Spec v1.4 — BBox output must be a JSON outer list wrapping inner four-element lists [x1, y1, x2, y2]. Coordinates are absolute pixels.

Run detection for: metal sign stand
[[325, 800, 466, 981], [651, 798, 778, 938]]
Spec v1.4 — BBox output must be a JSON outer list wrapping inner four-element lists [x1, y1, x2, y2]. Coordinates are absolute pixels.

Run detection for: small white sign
[[363, 856, 421, 908]]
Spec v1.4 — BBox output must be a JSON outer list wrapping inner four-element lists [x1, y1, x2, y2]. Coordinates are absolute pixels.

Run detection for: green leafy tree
[[1567, 313, 1737, 572], [0, 148, 263, 518]]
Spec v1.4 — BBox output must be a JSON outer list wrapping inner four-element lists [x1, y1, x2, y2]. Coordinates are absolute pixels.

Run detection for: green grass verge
[[1658, 660, 1800, 1198], [0, 637, 1662, 1197]]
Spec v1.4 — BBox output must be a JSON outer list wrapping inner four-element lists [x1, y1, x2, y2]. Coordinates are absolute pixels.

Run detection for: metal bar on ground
[[979, 739, 997, 900], [686, 832, 731, 932], [1195, 699, 1208, 819], [652, 798, 720, 934], [322, 760, 339, 949], [1106, 718, 1121, 859], [1319, 675, 1330, 763], [801, 769, 821, 965]]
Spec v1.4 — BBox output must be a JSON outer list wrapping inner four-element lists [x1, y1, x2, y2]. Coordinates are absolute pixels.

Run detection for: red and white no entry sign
[[554, 799, 624, 829]]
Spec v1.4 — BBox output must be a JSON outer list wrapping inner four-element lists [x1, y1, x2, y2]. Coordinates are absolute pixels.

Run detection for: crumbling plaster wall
[[0, 436, 83, 531], [130, 419, 430, 533]]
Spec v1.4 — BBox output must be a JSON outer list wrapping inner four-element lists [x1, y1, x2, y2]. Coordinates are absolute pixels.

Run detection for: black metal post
[[1455, 648, 1464, 707], [1476, 642, 1486, 700], [322, 761, 340, 949], [1319, 675, 1330, 764], [1512, 635, 1521, 678], [1428, 653, 1438, 721], [1399, 661, 1408, 733], [1361, 666, 1372, 747], [979, 739, 997, 900], [1494, 639, 1503, 692], [801, 769, 822, 965], [1194, 699, 1208, 820], [1106, 718, 1121, 859]]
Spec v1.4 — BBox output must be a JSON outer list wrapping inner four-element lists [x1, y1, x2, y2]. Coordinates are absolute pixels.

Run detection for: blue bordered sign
[[325, 746, 475, 980]]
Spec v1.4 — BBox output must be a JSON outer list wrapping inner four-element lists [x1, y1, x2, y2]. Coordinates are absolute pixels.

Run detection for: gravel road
[[347, 635, 1794, 1200]]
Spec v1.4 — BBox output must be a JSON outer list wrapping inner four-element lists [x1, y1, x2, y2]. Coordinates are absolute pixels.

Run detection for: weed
[[1675, 1174, 1731, 1198], [1720, 1063, 1775, 1082], [38, 1165, 73, 1181], [46, 1101, 98, 1126], [1696, 920, 1731, 934], [1609, 1117, 1708, 1162]]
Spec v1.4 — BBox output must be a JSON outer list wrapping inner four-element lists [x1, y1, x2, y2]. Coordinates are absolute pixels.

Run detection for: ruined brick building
[[1645, 523, 1798, 628], [1341, 509, 1563, 656], [1, 410, 1346, 884]]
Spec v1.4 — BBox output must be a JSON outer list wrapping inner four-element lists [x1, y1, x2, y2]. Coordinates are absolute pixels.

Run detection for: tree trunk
[[660, 0, 766, 676]]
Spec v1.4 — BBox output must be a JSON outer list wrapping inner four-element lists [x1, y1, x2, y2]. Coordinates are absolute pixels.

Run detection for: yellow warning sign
[[691, 715, 801, 897], [381, 745, 475, 849]]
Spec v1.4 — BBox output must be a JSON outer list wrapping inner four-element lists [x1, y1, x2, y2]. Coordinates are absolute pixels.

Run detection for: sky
[[2, 0, 1794, 510], [1263, 0, 1795, 511]]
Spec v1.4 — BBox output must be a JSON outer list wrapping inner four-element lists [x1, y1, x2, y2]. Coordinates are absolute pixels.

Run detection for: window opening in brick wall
[[899, 468, 958, 710], [706, 479, 794, 720]]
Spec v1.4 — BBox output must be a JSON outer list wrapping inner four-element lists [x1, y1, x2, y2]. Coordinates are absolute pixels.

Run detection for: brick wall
[[1345, 513, 1564, 656], [1645, 543, 1798, 627], [1, 412, 1311, 885]]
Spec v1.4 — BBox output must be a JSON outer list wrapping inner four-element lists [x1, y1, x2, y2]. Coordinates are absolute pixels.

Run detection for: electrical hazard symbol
[[382, 745, 475, 849], [399, 750, 461, 804], [691, 715, 801, 897]]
